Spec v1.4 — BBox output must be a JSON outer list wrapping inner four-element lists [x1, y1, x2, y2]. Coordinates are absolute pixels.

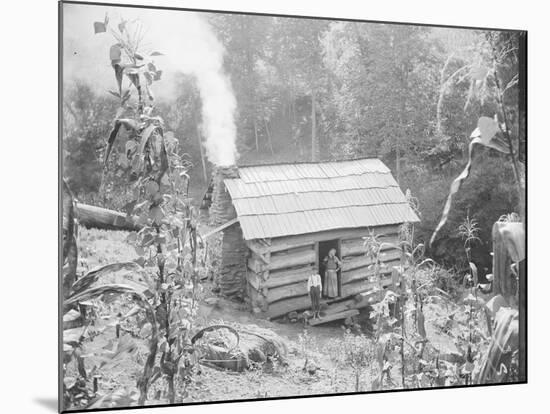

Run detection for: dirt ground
[[66, 227, 469, 408]]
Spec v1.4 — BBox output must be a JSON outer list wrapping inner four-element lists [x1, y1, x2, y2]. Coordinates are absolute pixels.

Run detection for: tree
[[272, 18, 329, 160], [322, 23, 441, 182], [63, 82, 117, 197], [209, 14, 272, 154]]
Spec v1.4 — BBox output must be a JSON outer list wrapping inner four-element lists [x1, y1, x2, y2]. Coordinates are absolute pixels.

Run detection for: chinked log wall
[[244, 225, 403, 319]]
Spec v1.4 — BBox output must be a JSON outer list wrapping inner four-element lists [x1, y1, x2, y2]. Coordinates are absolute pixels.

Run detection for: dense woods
[[63, 17, 524, 272]]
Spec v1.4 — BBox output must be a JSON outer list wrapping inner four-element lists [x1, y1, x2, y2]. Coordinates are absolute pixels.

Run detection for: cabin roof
[[224, 158, 420, 240]]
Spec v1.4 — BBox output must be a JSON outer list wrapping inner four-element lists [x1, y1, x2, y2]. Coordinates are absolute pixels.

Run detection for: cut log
[[269, 225, 400, 254], [266, 265, 398, 319], [341, 260, 399, 285], [247, 282, 268, 312], [342, 249, 401, 271], [267, 280, 308, 304], [245, 240, 270, 263], [246, 271, 262, 291], [75, 202, 140, 231], [309, 309, 359, 326], [264, 265, 313, 289], [321, 298, 357, 316], [267, 289, 365, 319], [341, 234, 399, 257], [340, 275, 393, 298], [248, 248, 315, 273], [268, 295, 311, 319]]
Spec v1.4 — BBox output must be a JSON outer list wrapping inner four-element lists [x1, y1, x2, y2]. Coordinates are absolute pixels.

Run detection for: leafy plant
[[340, 331, 375, 392], [431, 35, 525, 246], [62, 15, 199, 409], [297, 329, 318, 373]]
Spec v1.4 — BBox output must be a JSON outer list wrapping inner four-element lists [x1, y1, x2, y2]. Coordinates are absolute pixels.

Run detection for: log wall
[[242, 225, 403, 319]]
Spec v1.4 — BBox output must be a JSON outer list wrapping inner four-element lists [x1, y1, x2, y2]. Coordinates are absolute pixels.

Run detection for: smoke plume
[[63, 3, 237, 166]]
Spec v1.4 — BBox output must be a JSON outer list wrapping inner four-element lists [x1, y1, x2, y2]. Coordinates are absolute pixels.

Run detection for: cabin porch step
[[308, 309, 359, 326]]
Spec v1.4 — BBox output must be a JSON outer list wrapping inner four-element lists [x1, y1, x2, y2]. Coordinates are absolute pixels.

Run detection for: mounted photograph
[[60, 1, 526, 411]]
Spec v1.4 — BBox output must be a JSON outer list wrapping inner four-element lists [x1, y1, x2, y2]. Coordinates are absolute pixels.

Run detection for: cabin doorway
[[318, 239, 341, 298]]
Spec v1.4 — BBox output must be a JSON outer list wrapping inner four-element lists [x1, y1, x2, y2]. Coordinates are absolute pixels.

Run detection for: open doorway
[[318, 239, 341, 298]]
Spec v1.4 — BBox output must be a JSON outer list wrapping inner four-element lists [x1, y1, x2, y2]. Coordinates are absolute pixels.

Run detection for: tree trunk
[[396, 142, 401, 186], [76, 202, 140, 231], [264, 118, 275, 155], [311, 89, 319, 162], [253, 118, 259, 152]]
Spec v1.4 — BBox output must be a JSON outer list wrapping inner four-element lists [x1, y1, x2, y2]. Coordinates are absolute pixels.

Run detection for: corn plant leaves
[[149, 206, 164, 224], [430, 137, 481, 246], [109, 44, 122, 63], [65, 285, 158, 367], [497, 222, 525, 262], [63, 180, 78, 298], [469, 262, 478, 285], [63, 309, 81, 323], [64, 376, 77, 389], [138, 124, 158, 157], [477, 116, 499, 142], [93, 22, 106, 34], [431, 116, 513, 246], [145, 181, 159, 196], [470, 66, 488, 81], [471, 117, 510, 154], [112, 63, 124, 96], [71, 262, 152, 296], [417, 306, 426, 339], [475, 307, 518, 384], [87, 388, 138, 409], [485, 294, 508, 318], [104, 119, 139, 167]]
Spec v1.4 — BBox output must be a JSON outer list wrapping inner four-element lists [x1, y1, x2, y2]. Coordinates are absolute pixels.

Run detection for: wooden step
[[308, 309, 359, 326]]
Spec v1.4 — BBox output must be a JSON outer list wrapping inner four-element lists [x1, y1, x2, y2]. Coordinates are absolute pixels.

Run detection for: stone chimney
[[209, 165, 238, 225]]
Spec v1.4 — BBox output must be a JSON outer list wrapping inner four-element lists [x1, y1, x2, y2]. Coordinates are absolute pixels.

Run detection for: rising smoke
[[63, 3, 237, 166]]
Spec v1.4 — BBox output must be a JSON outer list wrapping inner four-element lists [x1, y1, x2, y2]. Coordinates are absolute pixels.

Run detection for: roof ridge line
[[232, 171, 393, 184], [228, 186, 401, 200], [234, 202, 414, 217], [236, 156, 385, 169]]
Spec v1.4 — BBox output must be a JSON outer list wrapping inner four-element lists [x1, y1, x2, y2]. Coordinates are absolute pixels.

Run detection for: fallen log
[[75, 202, 140, 231]]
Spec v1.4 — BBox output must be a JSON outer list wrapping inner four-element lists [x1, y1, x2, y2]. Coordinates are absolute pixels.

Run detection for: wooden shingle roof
[[225, 158, 419, 240]]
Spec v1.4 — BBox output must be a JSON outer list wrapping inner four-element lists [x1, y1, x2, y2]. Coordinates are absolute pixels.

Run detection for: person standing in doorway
[[308, 266, 322, 319], [323, 248, 342, 298]]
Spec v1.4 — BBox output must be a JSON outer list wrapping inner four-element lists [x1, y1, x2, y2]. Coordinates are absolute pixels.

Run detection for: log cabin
[[205, 158, 420, 320]]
